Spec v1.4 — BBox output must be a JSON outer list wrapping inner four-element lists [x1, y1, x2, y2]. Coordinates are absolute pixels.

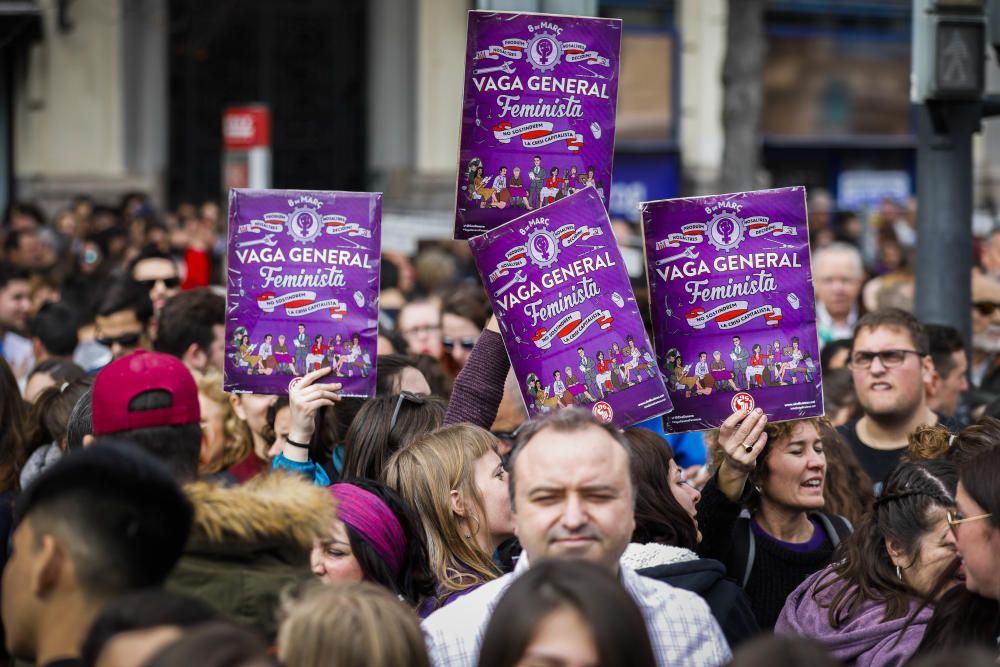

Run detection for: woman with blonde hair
[[383, 423, 515, 617], [194, 370, 251, 477], [278, 581, 430, 667]]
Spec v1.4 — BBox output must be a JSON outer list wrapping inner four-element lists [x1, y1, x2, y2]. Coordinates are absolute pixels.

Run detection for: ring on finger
[[742, 440, 754, 453]]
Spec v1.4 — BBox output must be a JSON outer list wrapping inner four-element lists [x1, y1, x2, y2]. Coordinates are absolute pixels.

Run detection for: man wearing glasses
[[131, 250, 182, 316], [490, 370, 528, 462], [95, 277, 153, 362], [837, 308, 941, 493], [397, 299, 444, 358]]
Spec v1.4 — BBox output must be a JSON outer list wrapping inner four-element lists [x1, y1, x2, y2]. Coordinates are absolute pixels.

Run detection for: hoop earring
[[896, 565, 902, 582]]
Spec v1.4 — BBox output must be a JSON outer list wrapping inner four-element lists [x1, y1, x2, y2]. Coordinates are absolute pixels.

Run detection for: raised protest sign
[[471, 187, 671, 428], [454, 10, 622, 240], [641, 187, 823, 431], [225, 189, 381, 396]]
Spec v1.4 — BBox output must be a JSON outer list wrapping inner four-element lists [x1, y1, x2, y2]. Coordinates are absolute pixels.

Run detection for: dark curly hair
[[908, 417, 1000, 467]]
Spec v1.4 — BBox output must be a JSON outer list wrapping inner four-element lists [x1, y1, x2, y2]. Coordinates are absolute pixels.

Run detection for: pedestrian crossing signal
[[912, 0, 986, 102]]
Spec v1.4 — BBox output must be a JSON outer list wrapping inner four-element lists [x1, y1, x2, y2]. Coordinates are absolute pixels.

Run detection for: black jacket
[[640, 556, 759, 648], [624, 543, 760, 648]]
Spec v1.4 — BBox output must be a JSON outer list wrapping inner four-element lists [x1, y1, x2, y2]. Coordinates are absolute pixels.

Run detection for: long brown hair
[[0, 357, 26, 491], [819, 422, 875, 526], [623, 428, 698, 550], [343, 393, 445, 480], [814, 459, 957, 628], [708, 417, 869, 523], [24, 378, 92, 453], [382, 424, 500, 604]]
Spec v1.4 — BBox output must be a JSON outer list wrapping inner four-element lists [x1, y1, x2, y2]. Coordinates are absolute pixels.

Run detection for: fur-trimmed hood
[[182, 472, 335, 556], [169, 473, 335, 641], [622, 543, 699, 570]]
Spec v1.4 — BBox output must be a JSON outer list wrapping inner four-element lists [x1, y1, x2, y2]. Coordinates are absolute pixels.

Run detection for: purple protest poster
[[641, 187, 823, 432], [454, 11, 622, 240], [224, 189, 381, 396], [471, 187, 671, 428]]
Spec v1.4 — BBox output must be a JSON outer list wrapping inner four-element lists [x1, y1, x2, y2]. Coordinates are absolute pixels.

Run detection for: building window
[[601, 0, 677, 144], [763, 1, 912, 138]]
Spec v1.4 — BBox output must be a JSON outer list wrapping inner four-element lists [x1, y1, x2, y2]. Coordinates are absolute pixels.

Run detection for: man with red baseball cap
[[88, 350, 334, 641], [91, 350, 202, 482]]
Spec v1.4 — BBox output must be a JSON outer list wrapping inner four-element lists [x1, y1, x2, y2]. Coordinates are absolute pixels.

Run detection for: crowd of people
[[0, 189, 998, 667]]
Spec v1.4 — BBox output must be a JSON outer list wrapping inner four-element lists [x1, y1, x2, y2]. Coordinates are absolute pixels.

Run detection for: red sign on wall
[[223, 105, 271, 149]]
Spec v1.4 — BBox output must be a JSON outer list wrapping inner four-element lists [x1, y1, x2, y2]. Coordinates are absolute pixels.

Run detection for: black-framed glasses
[[847, 349, 926, 370], [137, 277, 181, 290], [443, 335, 477, 352], [97, 332, 142, 348], [946, 510, 993, 537], [389, 391, 427, 432], [491, 422, 526, 446], [492, 422, 526, 471]]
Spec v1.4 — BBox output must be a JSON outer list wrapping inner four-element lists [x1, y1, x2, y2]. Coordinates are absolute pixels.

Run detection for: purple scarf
[[330, 484, 407, 576], [776, 566, 934, 667]]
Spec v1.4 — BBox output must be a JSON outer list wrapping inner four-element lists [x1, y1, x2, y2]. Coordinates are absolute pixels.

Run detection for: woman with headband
[[777, 460, 960, 666], [311, 478, 435, 608]]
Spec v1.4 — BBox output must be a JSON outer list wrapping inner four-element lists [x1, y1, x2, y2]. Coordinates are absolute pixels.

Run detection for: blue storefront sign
[[609, 151, 680, 223]]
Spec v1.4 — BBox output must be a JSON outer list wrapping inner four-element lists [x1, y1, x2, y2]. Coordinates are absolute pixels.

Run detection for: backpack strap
[[731, 512, 851, 589], [731, 510, 756, 589], [812, 512, 854, 548]]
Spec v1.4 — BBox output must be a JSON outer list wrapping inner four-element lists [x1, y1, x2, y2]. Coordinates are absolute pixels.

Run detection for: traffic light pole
[[915, 101, 981, 349]]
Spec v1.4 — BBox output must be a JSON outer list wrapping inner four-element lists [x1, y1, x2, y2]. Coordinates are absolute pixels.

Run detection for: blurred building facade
[[1, 0, 999, 245]]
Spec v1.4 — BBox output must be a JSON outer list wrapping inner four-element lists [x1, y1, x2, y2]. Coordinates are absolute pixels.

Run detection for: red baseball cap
[[92, 351, 201, 435]]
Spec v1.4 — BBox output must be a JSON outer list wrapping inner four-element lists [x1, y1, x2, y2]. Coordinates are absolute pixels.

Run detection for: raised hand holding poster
[[471, 187, 671, 428], [454, 10, 622, 240], [641, 187, 823, 432], [225, 189, 381, 396]]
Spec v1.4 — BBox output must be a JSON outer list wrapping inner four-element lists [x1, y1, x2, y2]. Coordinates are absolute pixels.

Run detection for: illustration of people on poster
[[471, 187, 671, 428], [641, 187, 824, 432], [225, 189, 381, 396], [454, 10, 622, 240]]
